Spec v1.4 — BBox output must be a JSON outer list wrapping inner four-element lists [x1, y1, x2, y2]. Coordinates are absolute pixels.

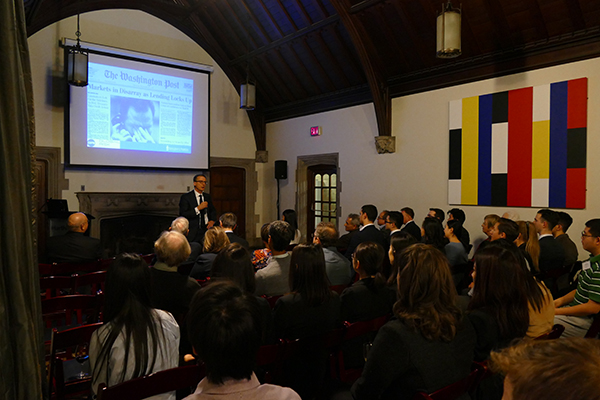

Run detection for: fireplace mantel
[[77, 192, 180, 238]]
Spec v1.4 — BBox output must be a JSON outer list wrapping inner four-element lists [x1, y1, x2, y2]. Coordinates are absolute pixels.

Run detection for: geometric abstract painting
[[448, 77, 587, 209]]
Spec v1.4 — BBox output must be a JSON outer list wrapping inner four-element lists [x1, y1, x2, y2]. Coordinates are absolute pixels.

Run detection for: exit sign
[[310, 126, 321, 136]]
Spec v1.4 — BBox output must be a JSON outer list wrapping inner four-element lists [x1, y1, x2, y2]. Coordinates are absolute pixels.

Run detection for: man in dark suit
[[46, 212, 102, 263], [219, 212, 249, 249], [400, 207, 421, 241], [345, 204, 386, 259], [534, 209, 565, 273], [179, 173, 217, 243]]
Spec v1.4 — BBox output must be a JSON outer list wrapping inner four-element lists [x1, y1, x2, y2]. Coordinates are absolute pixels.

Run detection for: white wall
[[264, 57, 600, 259], [29, 10, 256, 209]]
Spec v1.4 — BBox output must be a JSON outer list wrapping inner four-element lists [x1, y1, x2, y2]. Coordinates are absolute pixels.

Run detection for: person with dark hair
[[219, 212, 249, 249], [189, 227, 230, 279], [185, 281, 300, 400], [351, 244, 476, 400], [341, 242, 394, 322], [421, 216, 447, 253], [336, 213, 360, 252], [273, 244, 341, 398], [427, 208, 445, 223], [179, 173, 218, 243], [282, 209, 301, 244], [490, 338, 600, 400], [553, 211, 578, 266], [489, 218, 519, 243], [447, 208, 470, 252], [344, 205, 386, 260], [254, 221, 295, 296], [533, 209, 565, 273], [252, 223, 272, 271], [400, 207, 421, 241], [384, 211, 403, 236], [554, 219, 600, 337], [90, 254, 179, 399], [313, 221, 352, 285], [210, 243, 273, 343], [444, 219, 467, 267]]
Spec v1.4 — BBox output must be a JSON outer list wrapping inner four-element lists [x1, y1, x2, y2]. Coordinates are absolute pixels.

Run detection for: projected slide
[[86, 63, 193, 154]]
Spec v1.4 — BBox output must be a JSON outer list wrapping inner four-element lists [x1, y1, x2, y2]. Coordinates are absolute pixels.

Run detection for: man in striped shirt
[[554, 219, 600, 337]]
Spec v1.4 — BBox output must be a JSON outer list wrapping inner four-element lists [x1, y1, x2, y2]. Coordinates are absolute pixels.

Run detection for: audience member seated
[[553, 211, 579, 266], [384, 211, 403, 243], [90, 254, 179, 399], [219, 212, 249, 249], [475, 214, 500, 254], [313, 221, 352, 285], [377, 210, 390, 236], [427, 207, 445, 223], [387, 231, 417, 282], [400, 207, 421, 241], [490, 338, 600, 400], [169, 216, 202, 267], [190, 227, 230, 279], [533, 209, 565, 273], [515, 220, 540, 272], [272, 244, 341, 399], [149, 231, 200, 319], [282, 209, 301, 245], [554, 218, 600, 338], [46, 212, 102, 263], [341, 242, 395, 323], [252, 223, 272, 271], [345, 205, 386, 259], [351, 244, 476, 400], [184, 281, 300, 400], [254, 221, 294, 296], [421, 216, 447, 253], [467, 243, 533, 400], [336, 213, 360, 252], [447, 208, 470, 252], [210, 243, 272, 343], [490, 218, 534, 270], [444, 219, 468, 267]]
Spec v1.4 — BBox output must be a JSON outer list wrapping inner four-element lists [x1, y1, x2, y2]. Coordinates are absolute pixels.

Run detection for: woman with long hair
[[352, 244, 476, 400], [341, 242, 395, 322], [190, 227, 230, 279], [387, 231, 417, 280], [515, 220, 540, 272], [421, 216, 447, 252], [90, 254, 179, 399], [282, 209, 301, 244], [444, 219, 468, 267]]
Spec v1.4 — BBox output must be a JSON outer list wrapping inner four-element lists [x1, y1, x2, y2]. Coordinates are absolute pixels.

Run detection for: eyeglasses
[[195, 180, 207, 183], [581, 231, 596, 238]]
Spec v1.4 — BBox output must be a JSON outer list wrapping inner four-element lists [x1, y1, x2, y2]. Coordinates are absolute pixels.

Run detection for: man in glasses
[[179, 173, 217, 243], [554, 219, 600, 337]]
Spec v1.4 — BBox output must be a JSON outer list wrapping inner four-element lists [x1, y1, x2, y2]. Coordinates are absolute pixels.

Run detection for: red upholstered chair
[[412, 362, 485, 400], [96, 364, 204, 400], [337, 314, 390, 383], [48, 322, 102, 400], [534, 324, 565, 340]]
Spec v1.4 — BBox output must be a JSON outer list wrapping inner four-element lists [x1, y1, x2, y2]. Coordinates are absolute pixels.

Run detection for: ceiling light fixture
[[436, 2, 462, 59], [67, 14, 89, 86]]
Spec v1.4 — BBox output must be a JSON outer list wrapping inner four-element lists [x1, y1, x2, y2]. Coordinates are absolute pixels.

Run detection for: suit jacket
[[226, 231, 249, 249], [400, 220, 422, 241], [179, 190, 217, 243], [345, 224, 386, 259], [538, 235, 566, 273], [46, 231, 102, 263]]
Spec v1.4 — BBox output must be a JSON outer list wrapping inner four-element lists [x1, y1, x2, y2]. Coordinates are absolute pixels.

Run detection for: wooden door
[[307, 164, 338, 235], [210, 167, 246, 238]]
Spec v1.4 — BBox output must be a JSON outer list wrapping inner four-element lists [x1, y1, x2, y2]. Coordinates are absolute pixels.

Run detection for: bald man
[[46, 212, 102, 263]]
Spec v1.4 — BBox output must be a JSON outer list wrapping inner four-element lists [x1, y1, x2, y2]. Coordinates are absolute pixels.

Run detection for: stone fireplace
[[77, 192, 180, 258]]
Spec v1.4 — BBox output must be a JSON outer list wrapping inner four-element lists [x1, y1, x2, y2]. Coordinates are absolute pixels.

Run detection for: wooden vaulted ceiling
[[24, 0, 600, 153]]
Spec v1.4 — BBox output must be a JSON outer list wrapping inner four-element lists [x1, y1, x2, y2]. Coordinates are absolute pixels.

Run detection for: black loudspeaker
[[275, 160, 287, 180]]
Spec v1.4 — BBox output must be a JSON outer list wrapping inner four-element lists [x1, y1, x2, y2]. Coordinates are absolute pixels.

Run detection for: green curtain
[[0, 1, 44, 399]]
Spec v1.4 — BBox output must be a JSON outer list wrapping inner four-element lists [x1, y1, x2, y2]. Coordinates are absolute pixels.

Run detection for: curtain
[[0, 1, 44, 399]]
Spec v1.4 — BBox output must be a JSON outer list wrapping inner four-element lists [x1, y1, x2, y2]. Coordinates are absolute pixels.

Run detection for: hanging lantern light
[[240, 81, 255, 110], [67, 14, 89, 86], [436, 2, 462, 59]]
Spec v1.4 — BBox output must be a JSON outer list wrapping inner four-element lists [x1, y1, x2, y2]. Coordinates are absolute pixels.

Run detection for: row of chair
[[40, 271, 107, 299], [39, 254, 154, 276]]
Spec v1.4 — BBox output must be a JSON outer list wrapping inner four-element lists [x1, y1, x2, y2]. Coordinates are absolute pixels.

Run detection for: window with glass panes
[[307, 164, 337, 234]]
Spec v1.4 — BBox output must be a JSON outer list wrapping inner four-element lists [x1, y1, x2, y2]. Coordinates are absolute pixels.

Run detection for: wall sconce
[[67, 14, 88, 87], [436, 2, 461, 59]]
